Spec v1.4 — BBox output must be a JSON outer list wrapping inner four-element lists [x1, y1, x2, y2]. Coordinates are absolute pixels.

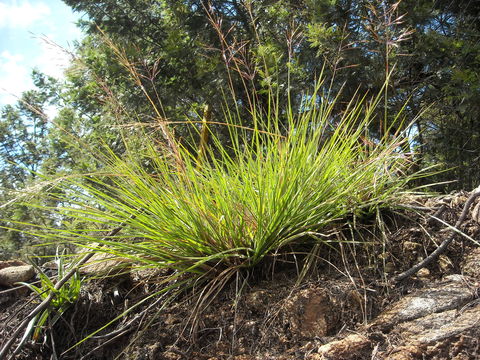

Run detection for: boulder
[[370, 275, 475, 331], [392, 304, 480, 345], [306, 274, 479, 359], [371, 274, 480, 359], [0, 259, 27, 270], [0, 264, 35, 287]]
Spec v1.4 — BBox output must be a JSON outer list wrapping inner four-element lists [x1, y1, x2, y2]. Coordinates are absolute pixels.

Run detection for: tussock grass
[[28, 84, 425, 297], [0, 77, 433, 356], [0, 18, 433, 358]]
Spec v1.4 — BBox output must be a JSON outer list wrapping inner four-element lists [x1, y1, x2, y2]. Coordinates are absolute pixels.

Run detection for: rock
[[393, 304, 480, 345], [307, 334, 370, 359], [283, 288, 336, 338], [371, 275, 475, 331], [0, 264, 35, 287], [416, 268, 430, 279], [41, 260, 58, 270], [0, 259, 27, 270], [371, 274, 480, 359], [374, 302, 480, 359], [281, 281, 366, 340]]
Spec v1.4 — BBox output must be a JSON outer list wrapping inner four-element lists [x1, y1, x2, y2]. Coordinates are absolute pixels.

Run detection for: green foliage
[[0, 82, 55, 259], [0, 0, 478, 274], [13, 80, 427, 318], [35, 0, 476, 192], [17, 252, 81, 350]]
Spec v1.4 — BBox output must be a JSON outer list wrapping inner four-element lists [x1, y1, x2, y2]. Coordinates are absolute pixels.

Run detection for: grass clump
[[0, 79, 430, 357], [32, 83, 423, 302]]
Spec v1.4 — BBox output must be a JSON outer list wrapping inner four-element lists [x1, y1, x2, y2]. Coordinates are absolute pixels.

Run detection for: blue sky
[[0, 0, 83, 107]]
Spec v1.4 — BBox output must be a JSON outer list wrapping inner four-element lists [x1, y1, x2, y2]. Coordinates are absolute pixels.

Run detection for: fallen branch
[[394, 185, 480, 283], [426, 203, 448, 226], [0, 216, 135, 359]]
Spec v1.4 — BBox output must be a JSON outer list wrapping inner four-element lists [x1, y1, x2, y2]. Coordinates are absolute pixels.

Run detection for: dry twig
[[394, 185, 480, 282]]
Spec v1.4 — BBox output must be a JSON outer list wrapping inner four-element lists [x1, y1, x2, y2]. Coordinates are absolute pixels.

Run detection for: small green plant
[[16, 251, 82, 351]]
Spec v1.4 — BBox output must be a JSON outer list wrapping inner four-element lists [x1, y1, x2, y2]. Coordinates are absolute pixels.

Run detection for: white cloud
[[0, 35, 78, 107], [0, 50, 32, 105], [0, 1, 51, 29], [0, 1, 82, 108]]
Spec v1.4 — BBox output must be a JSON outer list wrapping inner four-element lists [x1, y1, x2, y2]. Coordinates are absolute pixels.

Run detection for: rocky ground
[[1, 192, 479, 359]]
